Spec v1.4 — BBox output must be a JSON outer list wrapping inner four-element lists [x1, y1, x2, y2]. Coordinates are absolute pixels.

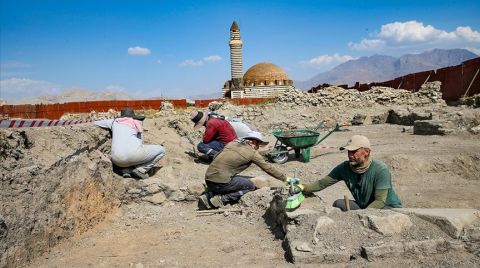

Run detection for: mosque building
[[222, 21, 295, 99]]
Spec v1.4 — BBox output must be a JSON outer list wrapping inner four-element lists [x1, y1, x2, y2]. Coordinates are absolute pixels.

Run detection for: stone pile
[[267, 190, 480, 265], [277, 82, 445, 107]]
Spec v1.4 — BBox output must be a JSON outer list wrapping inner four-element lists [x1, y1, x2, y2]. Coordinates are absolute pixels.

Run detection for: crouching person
[[199, 131, 288, 209], [94, 108, 165, 179], [191, 111, 237, 161], [296, 135, 402, 210]]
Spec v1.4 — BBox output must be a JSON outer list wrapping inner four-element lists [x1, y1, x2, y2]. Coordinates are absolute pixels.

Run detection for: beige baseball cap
[[340, 135, 371, 151]]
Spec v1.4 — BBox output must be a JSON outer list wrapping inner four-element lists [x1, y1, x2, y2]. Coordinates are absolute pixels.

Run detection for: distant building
[[222, 21, 294, 99]]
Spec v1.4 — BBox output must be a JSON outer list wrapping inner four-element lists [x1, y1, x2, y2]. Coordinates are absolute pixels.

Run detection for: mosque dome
[[243, 62, 289, 83]]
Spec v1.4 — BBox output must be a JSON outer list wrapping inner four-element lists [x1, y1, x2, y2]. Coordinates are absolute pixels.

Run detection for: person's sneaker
[[132, 168, 149, 180], [198, 194, 212, 210], [209, 195, 225, 208]]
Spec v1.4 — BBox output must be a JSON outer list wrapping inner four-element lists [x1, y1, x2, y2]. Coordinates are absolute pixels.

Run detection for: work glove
[[294, 184, 304, 194], [285, 177, 300, 185]]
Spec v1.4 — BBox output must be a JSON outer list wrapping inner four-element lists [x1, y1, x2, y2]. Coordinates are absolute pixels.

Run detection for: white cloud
[[0, 61, 32, 69], [203, 55, 222, 62], [0, 78, 62, 100], [349, 21, 480, 51], [300, 53, 357, 68], [179, 59, 204, 67], [348, 39, 386, 50], [127, 46, 151, 56]]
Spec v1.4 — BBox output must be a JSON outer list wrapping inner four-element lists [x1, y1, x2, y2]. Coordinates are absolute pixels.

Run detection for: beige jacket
[[205, 141, 286, 183]]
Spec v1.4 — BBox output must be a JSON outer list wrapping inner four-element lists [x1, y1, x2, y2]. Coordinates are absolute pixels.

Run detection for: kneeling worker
[[200, 131, 291, 209], [296, 135, 402, 210]]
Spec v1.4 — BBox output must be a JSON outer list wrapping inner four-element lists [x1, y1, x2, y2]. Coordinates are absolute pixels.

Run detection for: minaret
[[229, 21, 243, 89]]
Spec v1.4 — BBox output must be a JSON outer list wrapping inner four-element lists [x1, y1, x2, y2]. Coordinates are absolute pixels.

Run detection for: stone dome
[[243, 62, 289, 83]]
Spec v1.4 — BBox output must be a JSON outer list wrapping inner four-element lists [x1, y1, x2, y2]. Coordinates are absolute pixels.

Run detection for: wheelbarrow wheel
[[270, 146, 289, 164]]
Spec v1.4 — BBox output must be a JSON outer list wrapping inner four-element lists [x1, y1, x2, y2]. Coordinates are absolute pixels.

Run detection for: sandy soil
[[24, 109, 480, 267]]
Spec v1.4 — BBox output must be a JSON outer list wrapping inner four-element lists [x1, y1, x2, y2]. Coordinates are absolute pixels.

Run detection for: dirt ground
[[23, 107, 480, 267], [2, 86, 480, 267]]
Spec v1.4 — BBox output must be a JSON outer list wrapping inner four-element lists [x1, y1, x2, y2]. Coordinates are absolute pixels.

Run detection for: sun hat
[[120, 108, 145, 121], [340, 135, 371, 151], [191, 111, 208, 130], [243, 131, 269, 145]]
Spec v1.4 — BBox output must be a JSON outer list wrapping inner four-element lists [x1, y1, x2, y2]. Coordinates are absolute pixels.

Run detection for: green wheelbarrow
[[267, 121, 340, 164]]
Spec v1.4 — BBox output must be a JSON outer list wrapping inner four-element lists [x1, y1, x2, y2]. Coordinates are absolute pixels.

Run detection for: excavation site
[[1, 84, 480, 267]]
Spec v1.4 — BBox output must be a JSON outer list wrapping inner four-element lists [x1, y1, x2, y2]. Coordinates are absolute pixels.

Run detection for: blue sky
[[1, 0, 479, 101]]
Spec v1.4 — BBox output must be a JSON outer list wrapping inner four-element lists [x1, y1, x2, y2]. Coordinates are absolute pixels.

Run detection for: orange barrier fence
[[352, 57, 480, 101], [1, 99, 187, 120], [1, 97, 276, 119]]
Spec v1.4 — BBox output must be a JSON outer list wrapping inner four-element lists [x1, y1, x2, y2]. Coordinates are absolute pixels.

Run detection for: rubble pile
[[268, 190, 480, 265], [277, 82, 445, 107]]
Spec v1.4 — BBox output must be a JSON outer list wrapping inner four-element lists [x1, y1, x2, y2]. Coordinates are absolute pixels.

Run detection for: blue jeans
[[197, 140, 225, 157], [206, 175, 256, 203]]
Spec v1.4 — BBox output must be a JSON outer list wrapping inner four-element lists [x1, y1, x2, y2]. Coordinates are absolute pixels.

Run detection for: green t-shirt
[[328, 159, 402, 209]]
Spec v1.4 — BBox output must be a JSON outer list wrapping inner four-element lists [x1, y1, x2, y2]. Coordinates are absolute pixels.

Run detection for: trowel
[[285, 169, 305, 211]]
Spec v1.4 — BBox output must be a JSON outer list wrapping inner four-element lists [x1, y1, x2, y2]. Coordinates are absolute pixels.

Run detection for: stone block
[[359, 211, 413, 235], [145, 184, 160, 194], [361, 242, 404, 261], [186, 181, 205, 196], [413, 120, 454, 135], [462, 226, 480, 241], [394, 208, 480, 238], [143, 192, 166, 205], [314, 216, 334, 235]]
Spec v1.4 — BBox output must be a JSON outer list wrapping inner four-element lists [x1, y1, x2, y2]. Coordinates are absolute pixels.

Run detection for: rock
[[145, 184, 161, 194], [388, 109, 432, 126], [462, 226, 480, 241], [470, 125, 480, 135], [314, 216, 334, 235], [0, 217, 7, 239], [169, 190, 186, 201], [143, 192, 166, 205], [186, 181, 205, 196], [351, 114, 366, 125], [127, 187, 142, 194], [413, 120, 454, 135], [239, 188, 274, 209], [294, 241, 313, 252], [361, 239, 453, 261], [359, 211, 413, 235], [394, 208, 480, 238]]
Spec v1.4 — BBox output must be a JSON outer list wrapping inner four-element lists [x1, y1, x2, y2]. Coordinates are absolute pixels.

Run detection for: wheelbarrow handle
[[312, 120, 325, 132], [315, 123, 340, 145]]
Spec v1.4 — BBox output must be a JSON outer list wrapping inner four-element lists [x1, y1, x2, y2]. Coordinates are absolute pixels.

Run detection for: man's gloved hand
[[285, 177, 300, 185], [294, 184, 304, 194]]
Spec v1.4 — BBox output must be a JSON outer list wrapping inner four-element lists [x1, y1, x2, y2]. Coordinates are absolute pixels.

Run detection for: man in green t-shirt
[[296, 135, 402, 210]]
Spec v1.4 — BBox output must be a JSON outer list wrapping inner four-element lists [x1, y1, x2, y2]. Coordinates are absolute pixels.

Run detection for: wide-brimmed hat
[[191, 111, 208, 130], [243, 131, 269, 145], [120, 108, 145, 121], [340, 135, 371, 151]]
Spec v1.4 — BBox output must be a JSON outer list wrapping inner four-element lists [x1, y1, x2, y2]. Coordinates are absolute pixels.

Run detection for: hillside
[[295, 48, 479, 90]]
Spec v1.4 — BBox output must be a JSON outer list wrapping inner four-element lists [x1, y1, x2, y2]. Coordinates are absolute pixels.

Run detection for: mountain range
[[294, 48, 479, 90]]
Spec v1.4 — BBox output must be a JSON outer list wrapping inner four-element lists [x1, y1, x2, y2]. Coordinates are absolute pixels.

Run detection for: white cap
[[340, 135, 371, 151], [243, 131, 269, 145]]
